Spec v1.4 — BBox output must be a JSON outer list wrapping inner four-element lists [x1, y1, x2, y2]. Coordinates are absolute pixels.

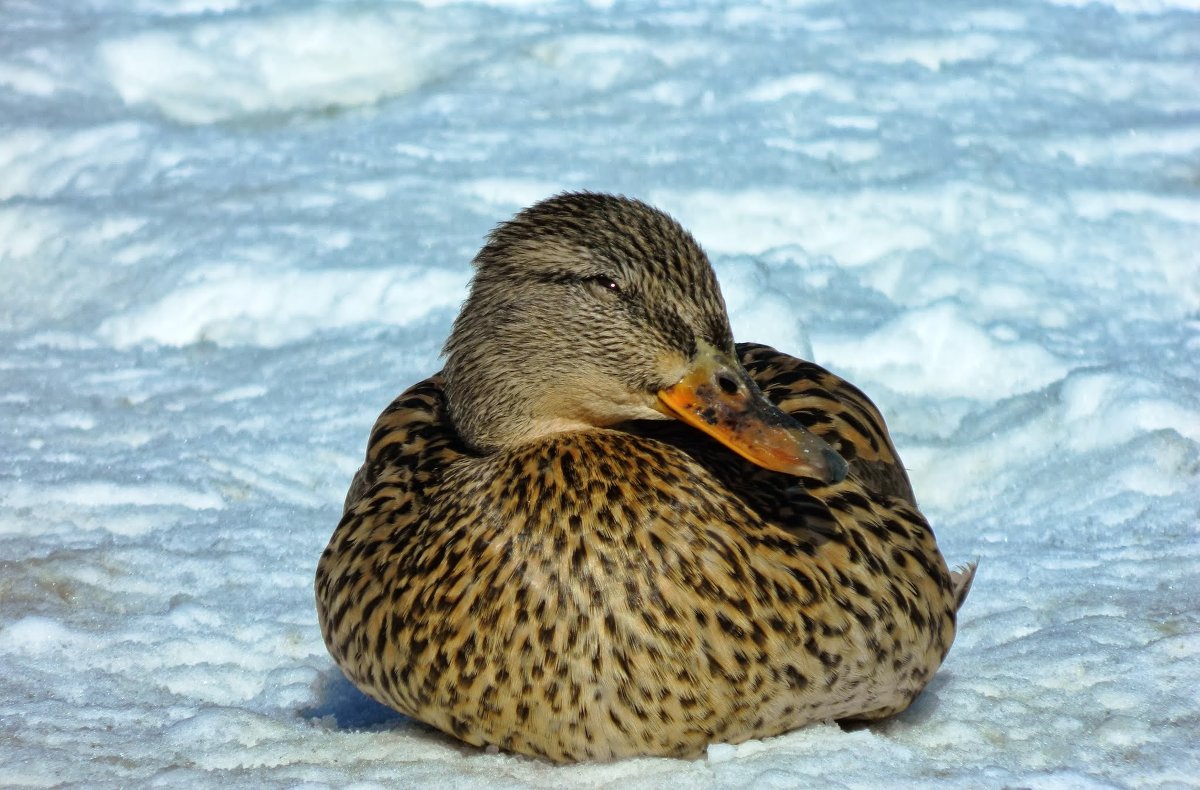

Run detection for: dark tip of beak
[[823, 448, 849, 484]]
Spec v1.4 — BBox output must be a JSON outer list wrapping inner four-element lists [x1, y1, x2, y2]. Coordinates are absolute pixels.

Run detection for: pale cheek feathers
[[534, 378, 667, 436]]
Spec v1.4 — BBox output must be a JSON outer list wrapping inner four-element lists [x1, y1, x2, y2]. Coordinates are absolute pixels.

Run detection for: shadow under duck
[[315, 192, 975, 762]]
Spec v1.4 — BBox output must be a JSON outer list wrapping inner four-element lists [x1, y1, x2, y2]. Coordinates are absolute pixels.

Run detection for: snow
[[99, 6, 476, 124], [1, 0, 1198, 786]]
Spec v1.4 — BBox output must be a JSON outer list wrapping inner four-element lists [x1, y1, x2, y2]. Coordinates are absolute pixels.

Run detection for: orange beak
[[655, 342, 848, 484]]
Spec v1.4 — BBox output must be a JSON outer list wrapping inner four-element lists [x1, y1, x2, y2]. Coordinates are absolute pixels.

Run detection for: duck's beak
[[655, 341, 848, 484]]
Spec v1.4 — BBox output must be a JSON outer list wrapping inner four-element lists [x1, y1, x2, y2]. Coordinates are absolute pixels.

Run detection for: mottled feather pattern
[[316, 345, 964, 762]]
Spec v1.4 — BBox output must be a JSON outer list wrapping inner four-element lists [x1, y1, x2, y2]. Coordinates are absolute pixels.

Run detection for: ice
[[2, 0, 1198, 786]]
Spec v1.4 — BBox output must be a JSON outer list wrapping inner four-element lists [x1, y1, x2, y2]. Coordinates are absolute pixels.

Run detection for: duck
[[315, 192, 975, 763]]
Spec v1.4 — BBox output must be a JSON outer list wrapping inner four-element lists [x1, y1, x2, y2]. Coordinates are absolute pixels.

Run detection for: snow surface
[[2, 0, 1198, 786]]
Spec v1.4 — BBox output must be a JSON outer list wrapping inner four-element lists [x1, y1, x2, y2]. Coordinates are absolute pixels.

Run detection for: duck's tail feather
[[951, 560, 979, 611]]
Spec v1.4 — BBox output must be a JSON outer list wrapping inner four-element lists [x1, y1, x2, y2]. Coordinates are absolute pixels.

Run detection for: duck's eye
[[584, 275, 622, 295]]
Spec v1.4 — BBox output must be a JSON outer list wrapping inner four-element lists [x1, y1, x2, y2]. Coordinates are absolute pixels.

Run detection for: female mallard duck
[[316, 192, 974, 762]]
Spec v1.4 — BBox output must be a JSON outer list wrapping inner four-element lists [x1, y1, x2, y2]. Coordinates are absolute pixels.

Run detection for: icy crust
[[2, 0, 1200, 787]]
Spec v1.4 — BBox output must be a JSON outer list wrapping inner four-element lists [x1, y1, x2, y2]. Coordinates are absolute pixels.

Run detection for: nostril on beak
[[715, 373, 740, 396]]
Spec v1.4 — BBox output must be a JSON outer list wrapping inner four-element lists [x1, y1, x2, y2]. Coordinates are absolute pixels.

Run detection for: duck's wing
[[323, 374, 471, 665], [740, 344, 979, 612], [737, 342, 917, 508], [341, 373, 470, 517]]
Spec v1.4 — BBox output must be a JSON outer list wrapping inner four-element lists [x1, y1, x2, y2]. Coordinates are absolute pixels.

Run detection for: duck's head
[[442, 192, 847, 483]]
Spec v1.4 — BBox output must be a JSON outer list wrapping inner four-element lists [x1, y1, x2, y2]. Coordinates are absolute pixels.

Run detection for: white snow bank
[[96, 265, 469, 348], [905, 365, 1200, 514], [117, 0, 250, 14], [3, 481, 225, 511], [0, 616, 93, 656], [717, 259, 815, 362], [1046, 0, 1200, 11], [0, 123, 152, 201], [653, 186, 938, 265], [99, 6, 476, 123], [0, 62, 59, 97], [862, 33, 1010, 71], [818, 302, 1069, 399]]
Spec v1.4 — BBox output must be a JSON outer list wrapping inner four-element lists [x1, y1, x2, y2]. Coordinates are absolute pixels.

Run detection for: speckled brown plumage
[[315, 193, 975, 762]]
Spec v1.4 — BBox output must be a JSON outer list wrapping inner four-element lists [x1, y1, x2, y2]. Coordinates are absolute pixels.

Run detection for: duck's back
[[316, 343, 972, 762]]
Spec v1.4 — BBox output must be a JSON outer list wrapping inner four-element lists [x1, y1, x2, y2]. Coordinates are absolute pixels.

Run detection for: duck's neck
[[443, 357, 660, 454], [444, 373, 592, 454]]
